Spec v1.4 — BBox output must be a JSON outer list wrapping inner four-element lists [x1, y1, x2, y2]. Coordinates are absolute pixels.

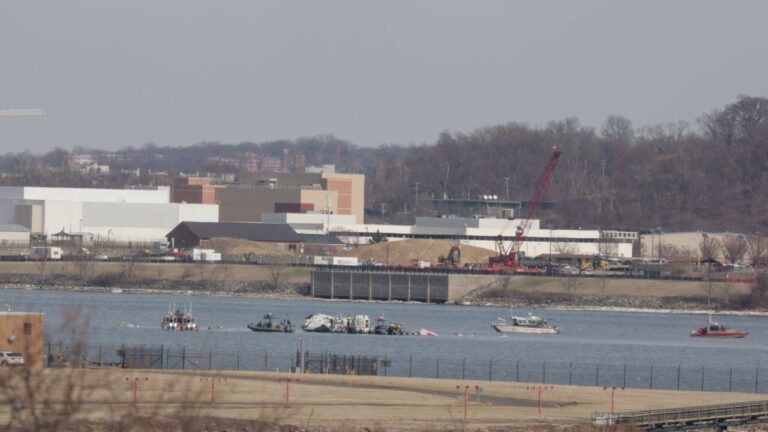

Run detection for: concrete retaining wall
[[310, 270, 495, 303]]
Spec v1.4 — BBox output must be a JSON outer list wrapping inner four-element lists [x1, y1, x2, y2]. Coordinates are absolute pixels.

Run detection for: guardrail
[[594, 399, 768, 430]]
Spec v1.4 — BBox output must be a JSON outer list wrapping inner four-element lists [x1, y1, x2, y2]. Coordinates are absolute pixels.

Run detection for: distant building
[[172, 177, 221, 205], [166, 221, 303, 249], [0, 311, 45, 368], [0, 186, 218, 242], [263, 212, 635, 258], [173, 165, 365, 224], [0, 224, 30, 246]]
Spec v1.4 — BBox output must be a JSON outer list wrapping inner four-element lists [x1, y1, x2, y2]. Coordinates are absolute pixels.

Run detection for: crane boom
[[0, 109, 45, 117], [490, 146, 561, 269]]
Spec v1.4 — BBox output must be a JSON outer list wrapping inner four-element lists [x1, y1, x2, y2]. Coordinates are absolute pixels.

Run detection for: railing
[[594, 399, 768, 428]]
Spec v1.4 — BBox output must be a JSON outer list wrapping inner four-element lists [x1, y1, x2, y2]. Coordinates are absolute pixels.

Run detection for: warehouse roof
[[0, 224, 30, 233], [299, 233, 344, 245], [167, 222, 303, 243]]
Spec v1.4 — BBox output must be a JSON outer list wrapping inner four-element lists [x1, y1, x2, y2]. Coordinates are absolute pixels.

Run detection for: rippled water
[[2, 287, 767, 367]]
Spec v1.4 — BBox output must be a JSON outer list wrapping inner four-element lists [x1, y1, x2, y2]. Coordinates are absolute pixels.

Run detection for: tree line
[[1, 95, 766, 233]]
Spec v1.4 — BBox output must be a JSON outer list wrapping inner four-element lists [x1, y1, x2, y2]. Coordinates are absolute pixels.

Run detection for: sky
[[1, 1, 767, 154]]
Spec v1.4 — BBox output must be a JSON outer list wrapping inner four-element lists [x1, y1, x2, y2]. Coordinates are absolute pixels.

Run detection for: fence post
[[677, 365, 681, 390], [623, 364, 627, 388], [516, 360, 519, 382], [701, 366, 705, 391], [160, 344, 164, 370], [650, 365, 653, 389], [236, 352, 240, 371], [489, 359, 493, 382], [121, 344, 126, 369], [98, 345, 102, 367], [209, 350, 213, 370], [409, 355, 413, 378], [756, 368, 760, 394], [462, 358, 466, 380], [569, 362, 573, 386], [436, 358, 439, 379], [182, 346, 186, 370], [264, 352, 268, 371], [729, 368, 733, 392], [595, 364, 599, 386]]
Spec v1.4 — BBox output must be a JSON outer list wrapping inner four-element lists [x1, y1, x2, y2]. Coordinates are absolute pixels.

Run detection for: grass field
[[1, 368, 764, 431]]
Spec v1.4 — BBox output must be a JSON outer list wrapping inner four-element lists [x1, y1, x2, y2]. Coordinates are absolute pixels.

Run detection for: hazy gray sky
[[1, 1, 767, 153]]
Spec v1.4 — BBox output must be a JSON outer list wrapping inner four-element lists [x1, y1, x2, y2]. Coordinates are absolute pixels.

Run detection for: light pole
[[547, 223, 554, 270], [657, 228, 663, 262]]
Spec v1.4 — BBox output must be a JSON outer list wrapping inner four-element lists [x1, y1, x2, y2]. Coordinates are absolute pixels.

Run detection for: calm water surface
[[2, 287, 767, 371]]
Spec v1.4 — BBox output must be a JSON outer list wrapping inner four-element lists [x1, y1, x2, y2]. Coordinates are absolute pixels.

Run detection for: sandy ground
[[1, 368, 765, 431], [339, 239, 496, 266]]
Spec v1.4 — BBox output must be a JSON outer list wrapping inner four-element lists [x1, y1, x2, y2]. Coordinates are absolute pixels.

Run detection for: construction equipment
[[437, 244, 461, 267], [489, 146, 562, 270]]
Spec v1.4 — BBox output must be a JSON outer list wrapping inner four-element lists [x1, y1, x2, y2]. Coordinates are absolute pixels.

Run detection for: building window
[[24, 322, 32, 335]]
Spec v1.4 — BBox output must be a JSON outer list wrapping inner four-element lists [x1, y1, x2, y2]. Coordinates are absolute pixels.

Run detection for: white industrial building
[[0, 186, 218, 242], [261, 213, 636, 258], [0, 224, 30, 246]]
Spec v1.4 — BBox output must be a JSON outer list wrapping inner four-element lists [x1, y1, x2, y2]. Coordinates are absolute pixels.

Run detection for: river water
[[2, 287, 767, 391]]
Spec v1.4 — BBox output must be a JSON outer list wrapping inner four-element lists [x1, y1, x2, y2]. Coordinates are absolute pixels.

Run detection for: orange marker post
[[526, 385, 554, 417], [278, 378, 300, 405], [603, 386, 624, 415], [124, 377, 149, 407]]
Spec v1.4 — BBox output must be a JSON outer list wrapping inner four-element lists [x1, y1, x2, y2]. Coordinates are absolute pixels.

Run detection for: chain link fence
[[46, 340, 768, 393]]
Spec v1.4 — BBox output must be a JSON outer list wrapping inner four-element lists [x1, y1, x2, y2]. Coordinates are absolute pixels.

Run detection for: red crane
[[489, 146, 562, 269]]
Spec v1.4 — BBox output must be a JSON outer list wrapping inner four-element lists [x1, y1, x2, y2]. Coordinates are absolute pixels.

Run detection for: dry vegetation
[[3, 367, 763, 432]]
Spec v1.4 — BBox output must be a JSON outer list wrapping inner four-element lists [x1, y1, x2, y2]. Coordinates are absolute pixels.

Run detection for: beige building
[[0, 312, 45, 368], [220, 169, 365, 223]]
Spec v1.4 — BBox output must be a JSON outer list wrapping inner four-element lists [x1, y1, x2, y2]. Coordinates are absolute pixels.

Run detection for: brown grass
[[0, 368, 762, 431]]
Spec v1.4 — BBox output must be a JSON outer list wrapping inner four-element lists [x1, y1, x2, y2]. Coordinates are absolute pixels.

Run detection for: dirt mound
[[340, 239, 495, 265], [199, 238, 293, 256]]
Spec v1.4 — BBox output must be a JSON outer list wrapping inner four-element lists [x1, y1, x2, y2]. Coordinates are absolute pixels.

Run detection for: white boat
[[161, 303, 198, 331], [491, 313, 559, 334]]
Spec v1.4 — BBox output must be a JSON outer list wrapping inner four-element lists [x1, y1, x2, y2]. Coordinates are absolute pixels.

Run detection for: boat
[[418, 328, 439, 337], [373, 315, 406, 335], [491, 313, 560, 334], [161, 304, 198, 331], [247, 313, 294, 333], [347, 314, 373, 334], [691, 317, 748, 338]]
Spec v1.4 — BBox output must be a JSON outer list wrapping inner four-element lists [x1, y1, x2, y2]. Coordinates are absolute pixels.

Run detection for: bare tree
[[597, 240, 618, 257], [722, 235, 748, 265], [269, 264, 284, 291], [554, 242, 578, 255], [746, 234, 768, 266], [558, 274, 581, 300], [120, 260, 138, 284], [699, 237, 722, 262]]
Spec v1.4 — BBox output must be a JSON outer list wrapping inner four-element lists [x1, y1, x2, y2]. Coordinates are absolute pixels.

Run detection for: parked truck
[[27, 247, 63, 261]]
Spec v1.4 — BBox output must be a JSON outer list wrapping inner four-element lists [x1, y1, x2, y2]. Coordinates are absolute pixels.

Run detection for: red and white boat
[[690, 317, 747, 338]]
